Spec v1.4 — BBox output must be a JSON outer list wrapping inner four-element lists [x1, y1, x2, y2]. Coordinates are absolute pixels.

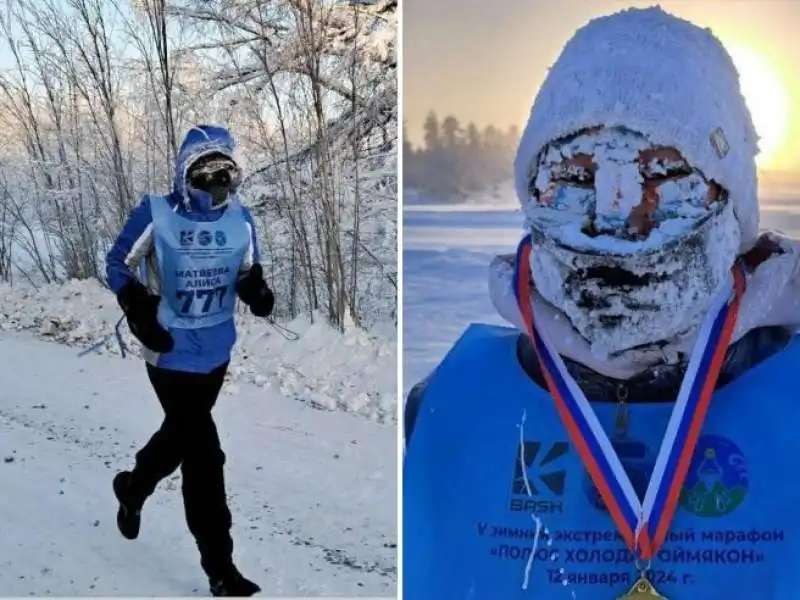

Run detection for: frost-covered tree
[[0, 0, 397, 331], [163, 0, 397, 330]]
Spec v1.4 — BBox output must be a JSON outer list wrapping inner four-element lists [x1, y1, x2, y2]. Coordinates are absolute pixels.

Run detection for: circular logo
[[679, 435, 748, 517], [198, 230, 212, 246], [215, 230, 227, 247], [584, 435, 655, 511]]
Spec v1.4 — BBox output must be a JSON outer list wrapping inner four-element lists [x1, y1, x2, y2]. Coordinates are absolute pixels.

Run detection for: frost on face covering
[[525, 127, 741, 359]]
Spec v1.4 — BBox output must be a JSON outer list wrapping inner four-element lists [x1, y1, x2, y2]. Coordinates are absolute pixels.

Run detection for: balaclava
[[513, 6, 760, 359]]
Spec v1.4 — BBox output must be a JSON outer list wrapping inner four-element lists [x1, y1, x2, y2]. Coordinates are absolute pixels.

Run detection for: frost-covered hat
[[514, 6, 760, 253]]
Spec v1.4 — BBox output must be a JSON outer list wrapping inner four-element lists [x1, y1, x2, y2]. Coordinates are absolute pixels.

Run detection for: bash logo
[[198, 230, 213, 246], [180, 230, 194, 246], [509, 441, 568, 514], [679, 435, 748, 518]]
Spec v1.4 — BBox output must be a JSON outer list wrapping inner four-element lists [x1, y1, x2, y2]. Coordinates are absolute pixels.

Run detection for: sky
[[403, 0, 800, 174]]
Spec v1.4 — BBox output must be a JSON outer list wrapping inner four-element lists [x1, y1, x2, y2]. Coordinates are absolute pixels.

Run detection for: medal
[[513, 235, 745, 589], [618, 575, 668, 599]]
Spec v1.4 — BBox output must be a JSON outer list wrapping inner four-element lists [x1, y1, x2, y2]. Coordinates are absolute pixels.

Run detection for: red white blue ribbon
[[513, 234, 745, 559]]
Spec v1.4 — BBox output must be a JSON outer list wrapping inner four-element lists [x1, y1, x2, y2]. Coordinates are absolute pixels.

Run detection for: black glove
[[236, 264, 275, 317], [117, 280, 175, 353]]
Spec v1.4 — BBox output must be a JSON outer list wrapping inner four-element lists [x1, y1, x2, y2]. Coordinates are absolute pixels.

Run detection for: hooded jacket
[[106, 125, 260, 373]]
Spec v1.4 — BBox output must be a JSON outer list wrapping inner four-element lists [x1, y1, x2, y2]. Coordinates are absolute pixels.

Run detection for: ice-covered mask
[[525, 127, 741, 358]]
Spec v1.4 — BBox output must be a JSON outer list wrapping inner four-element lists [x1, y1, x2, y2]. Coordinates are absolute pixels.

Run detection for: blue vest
[[149, 195, 249, 330], [404, 324, 800, 600]]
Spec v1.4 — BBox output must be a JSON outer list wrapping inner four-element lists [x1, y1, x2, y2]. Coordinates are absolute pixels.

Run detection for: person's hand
[[117, 280, 175, 353], [236, 264, 275, 318]]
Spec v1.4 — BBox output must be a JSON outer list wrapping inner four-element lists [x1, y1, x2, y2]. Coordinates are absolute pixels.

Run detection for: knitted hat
[[514, 6, 760, 252]]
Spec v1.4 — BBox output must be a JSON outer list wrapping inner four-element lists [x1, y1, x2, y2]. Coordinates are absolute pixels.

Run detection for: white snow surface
[[0, 279, 397, 424], [402, 203, 519, 392], [0, 331, 396, 596]]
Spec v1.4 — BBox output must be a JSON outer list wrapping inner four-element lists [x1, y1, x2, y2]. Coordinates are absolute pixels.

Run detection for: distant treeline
[[403, 111, 519, 201]]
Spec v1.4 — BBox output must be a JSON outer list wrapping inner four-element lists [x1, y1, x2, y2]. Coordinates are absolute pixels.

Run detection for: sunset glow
[[725, 42, 790, 169]]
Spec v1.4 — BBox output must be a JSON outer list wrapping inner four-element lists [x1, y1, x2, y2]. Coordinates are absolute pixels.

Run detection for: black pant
[[130, 362, 233, 579]]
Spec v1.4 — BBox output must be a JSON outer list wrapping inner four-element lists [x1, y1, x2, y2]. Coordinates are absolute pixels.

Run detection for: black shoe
[[113, 471, 143, 540], [209, 567, 261, 597]]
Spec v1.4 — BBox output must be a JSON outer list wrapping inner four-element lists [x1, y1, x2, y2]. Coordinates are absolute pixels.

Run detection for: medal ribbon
[[513, 234, 746, 559]]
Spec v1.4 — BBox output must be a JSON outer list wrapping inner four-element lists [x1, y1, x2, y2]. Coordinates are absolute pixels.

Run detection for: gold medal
[[617, 575, 668, 599]]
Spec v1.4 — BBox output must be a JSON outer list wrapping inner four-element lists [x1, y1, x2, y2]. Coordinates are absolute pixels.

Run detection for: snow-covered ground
[[0, 331, 396, 596], [0, 279, 396, 423], [0, 277, 397, 596], [402, 188, 800, 394], [402, 204, 516, 393]]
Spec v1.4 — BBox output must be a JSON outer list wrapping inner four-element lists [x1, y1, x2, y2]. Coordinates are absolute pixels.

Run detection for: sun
[[724, 42, 789, 168]]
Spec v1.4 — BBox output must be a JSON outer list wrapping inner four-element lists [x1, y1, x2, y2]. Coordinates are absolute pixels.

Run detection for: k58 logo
[[509, 441, 569, 514]]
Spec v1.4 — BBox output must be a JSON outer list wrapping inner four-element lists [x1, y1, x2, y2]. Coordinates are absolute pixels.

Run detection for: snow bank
[[0, 279, 397, 423]]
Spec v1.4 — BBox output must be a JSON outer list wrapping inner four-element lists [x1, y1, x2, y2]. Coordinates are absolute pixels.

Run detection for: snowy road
[[0, 332, 396, 596]]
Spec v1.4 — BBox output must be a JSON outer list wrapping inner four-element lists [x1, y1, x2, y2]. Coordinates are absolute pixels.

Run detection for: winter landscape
[[0, 0, 397, 596]]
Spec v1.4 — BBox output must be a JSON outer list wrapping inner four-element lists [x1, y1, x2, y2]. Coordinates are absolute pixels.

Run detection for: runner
[[106, 124, 274, 596]]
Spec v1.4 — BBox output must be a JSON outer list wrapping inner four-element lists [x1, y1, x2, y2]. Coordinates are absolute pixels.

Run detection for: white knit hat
[[514, 6, 760, 252]]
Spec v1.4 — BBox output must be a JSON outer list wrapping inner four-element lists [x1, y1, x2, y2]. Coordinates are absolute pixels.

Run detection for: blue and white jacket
[[106, 125, 260, 373]]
